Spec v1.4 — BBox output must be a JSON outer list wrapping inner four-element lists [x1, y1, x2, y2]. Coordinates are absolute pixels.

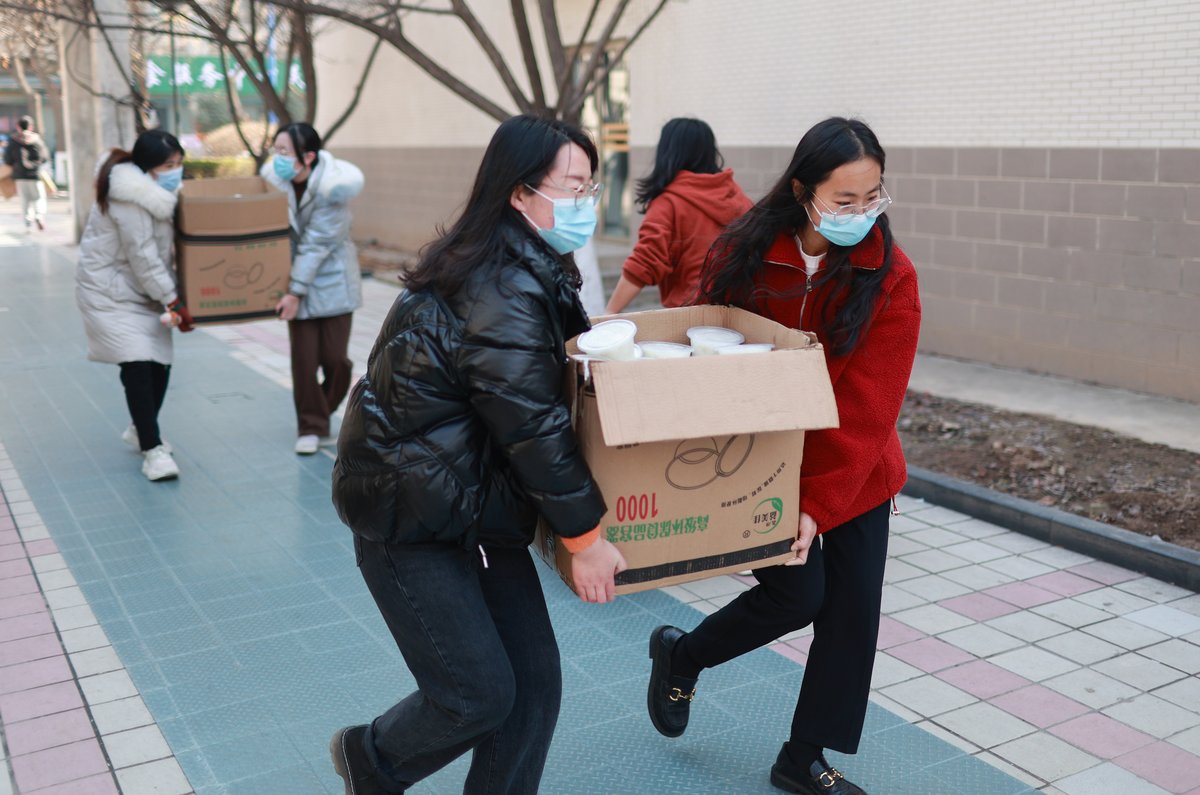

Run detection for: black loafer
[[330, 725, 388, 794], [770, 746, 867, 794], [647, 625, 698, 738]]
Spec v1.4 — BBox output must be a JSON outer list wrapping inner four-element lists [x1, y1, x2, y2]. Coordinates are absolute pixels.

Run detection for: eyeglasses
[[812, 185, 892, 221], [529, 180, 604, 209]]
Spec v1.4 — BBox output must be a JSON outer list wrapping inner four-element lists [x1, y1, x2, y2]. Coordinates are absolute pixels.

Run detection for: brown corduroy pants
[[287, 313, 353, 437]]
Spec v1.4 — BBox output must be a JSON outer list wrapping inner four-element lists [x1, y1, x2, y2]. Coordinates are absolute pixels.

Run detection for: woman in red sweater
[[605, 118, 751, 313], [646, 118, 921, 795]]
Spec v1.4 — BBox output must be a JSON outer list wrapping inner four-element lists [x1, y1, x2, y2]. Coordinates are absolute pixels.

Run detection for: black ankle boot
[[330, 725, 388, 794], [770, 745, 867, 794], [646, 625, 698, 738]]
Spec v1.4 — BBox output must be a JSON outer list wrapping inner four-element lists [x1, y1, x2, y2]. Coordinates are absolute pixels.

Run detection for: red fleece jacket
[[754, 226, 921, 534], [623, 169, 752, 307]]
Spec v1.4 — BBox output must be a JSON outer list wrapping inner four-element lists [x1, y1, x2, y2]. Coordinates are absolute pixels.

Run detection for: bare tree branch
[[449, 0, 528, 113], [555, 0, 599, 116], [323, 34, 380, 141], [509, 0, 544, 112], [568, 0, 669, 119], [565, 0, 629, 117], [536, 0, 565, 88], [217, 43, 257, 159]]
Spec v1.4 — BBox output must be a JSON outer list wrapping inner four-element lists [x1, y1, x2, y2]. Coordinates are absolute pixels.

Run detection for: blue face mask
[[807, 197, 881, 247], [155, 166, 183, 193], [522, 186, 598, 255], [273, 154, 298, 182]]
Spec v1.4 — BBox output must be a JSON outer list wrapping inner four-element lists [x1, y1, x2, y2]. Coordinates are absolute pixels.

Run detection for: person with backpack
[[4, 116, 50, 232]]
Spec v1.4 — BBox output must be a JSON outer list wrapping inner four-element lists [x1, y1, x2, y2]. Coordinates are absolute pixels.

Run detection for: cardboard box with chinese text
[[175, 176, 290, 324], [533, 305, 839, 595]]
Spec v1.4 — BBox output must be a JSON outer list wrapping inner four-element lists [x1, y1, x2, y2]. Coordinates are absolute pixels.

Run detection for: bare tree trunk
[[29, 53, 64, 152], [10, 54, 46, 132]]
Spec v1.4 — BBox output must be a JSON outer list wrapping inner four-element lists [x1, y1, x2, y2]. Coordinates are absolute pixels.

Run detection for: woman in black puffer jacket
[[328, 115, 626, 795]]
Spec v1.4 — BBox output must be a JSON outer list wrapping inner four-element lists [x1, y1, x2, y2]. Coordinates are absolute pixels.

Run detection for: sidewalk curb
[[904, 465, 1200, 592]]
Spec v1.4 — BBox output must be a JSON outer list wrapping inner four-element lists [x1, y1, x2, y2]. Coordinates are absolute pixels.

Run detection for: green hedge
[[184, 157, 257, 179]]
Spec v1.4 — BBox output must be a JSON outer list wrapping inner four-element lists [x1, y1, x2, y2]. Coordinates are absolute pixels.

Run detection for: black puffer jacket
[[332, 224, 607, 549]]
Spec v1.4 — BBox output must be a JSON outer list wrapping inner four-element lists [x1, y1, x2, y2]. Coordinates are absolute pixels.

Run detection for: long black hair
[[276, 121, 322, 167], [405, 114, 599, 296], [95, 129, 184, 214], [634, 117, 723, 213], [698, 117, 893, 356]]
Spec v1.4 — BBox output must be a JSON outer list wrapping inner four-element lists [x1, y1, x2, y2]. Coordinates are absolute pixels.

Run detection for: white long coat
[[75, 161, 179, 365]]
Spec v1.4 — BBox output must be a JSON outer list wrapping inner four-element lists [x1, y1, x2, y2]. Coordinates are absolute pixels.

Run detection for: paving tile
[[1023, 546, 1094, 569], [1050, 711, 1158, 759], [1025, 571, 1105, 598], [884, 558, 927, 584], [1076, 586, 1156, 616], [1155, 676, 1200, 714], [1030, 598, 1113, 629], [0, 593, 46, 620], [1117, 741, 1200, 794], [1126, 605, 1200, 638], [990, 646, 1080, 683], [102, 725, 173, 769], [1173, 595, 1200, 619], [89, 695, 155, 735], [49, 604, 98, 632], [1066, 561, 1140, 586], [936, 659, 1031, 699], [1103, 694, 1200, 739], [894, 573, 971, 602], [0, 653, 73, 695], [0, 633, 63, 667], [992, 683, 1090, 728], [875, 615, 926, 649], [1056, 762, 1173, 795], [35, 569, 78, 592], [3, 707, 96, 755], [903, 505, 973, 525], [881, 584, 928, 613], [939, 592, 1020, 622], [0, 611, 55, 643], [1045, 668, 1139, 709], [984, 581, 1062, 609], [887, 637, 976, 673], [884, 536, 929, 557], [880, 675, 976, 717], [1083, 617, 1171, 650], [899, 549, 971, 574], [942, 564, 1016, 590], [939, 623, 1026, 658], [984, 533, 1051, 554], [1036, 629, 1123, 665], [113, 758, 193, 795], [42, 586, 87, 611], [1141, 639, 1200, 675], [10, 738, 109, 792], [907, 527, 972, 548], [891, 604, 975, 635], [1094, 651, 1190, 691], [934, 701, 1037, 749], [987, 611, 1071, 642], [78, 670, 138, 706], [943, 518, 1009, 539], [1172, 726, 1200, 757], [869, 652, 924, 688], [992, 733, 1101, 783], [1116, 578, 1196, 605], [57, 626, 110, 654], [0, 574, 40, 599], [69, 646, 124, 678], [23, 773, 120, 795], [677, 575, 749, 601]]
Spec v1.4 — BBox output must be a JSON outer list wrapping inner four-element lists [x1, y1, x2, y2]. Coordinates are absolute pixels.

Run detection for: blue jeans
[[355, 538, 562, 794]]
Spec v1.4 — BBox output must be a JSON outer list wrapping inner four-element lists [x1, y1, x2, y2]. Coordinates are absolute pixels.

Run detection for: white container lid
[[577, 319, 638, 355], [639, 341, 692, 359], [686, 326, 745, 347], [717, 343, 776, 355]]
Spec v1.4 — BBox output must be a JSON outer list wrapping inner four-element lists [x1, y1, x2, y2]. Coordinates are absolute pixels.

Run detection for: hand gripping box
[[175, 176, 291, 324], [534, 305, 839, 595]]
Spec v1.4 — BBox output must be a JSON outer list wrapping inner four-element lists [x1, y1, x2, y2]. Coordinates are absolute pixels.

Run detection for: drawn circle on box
[[665, 435, 755, 490]]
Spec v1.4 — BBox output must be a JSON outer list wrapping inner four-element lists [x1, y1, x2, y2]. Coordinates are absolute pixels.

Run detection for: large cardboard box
[[175, 176, 291, 324], [534, 305, 839, 595]]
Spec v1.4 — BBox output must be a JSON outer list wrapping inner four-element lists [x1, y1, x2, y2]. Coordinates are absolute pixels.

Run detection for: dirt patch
[[899, 392, 1200, 551]]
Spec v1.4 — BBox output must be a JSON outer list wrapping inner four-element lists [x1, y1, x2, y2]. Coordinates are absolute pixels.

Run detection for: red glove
[[167, 299, 195, 333]]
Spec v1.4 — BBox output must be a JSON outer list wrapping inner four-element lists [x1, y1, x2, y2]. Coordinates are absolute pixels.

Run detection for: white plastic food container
[[686, 326, 745, 356], [717, 343, 776, 356], [577, 319, 639, 361], [639, 341, 693, 359]]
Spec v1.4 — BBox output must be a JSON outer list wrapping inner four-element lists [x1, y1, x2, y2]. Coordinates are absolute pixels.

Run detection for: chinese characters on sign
[[144, 55, 306, 96]]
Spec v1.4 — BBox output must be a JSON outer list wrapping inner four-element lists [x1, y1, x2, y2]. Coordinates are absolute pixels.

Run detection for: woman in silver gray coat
[[261, 122, 364, 455], [75, 130, 192, 482]]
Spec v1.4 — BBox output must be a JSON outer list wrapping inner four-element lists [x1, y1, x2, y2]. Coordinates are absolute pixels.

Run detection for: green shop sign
[[145, 55, 305, 96]]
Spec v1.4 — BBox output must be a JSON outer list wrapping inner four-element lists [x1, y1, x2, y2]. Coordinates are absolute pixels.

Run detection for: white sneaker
[[122, 425, 171, 453], [294, 434, 320, 455], [142, 445, 179, 481]]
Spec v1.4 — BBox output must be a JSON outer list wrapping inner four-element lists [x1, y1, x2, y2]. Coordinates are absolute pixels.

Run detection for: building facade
[[315, 0, 1200, 401]]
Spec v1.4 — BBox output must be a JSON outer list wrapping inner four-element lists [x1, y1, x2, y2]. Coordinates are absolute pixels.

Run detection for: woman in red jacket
[[605, 118, 751, 313], [645, 117, 920, 795]]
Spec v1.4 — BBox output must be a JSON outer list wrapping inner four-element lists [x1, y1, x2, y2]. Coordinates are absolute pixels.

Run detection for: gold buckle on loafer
[[817, 768, 845, 788], [668, 687, 695, 702]]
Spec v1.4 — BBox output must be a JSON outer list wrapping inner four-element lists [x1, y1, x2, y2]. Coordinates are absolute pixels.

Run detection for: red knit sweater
[[754, 226, 921, 534], [623, 169, 752, 307]]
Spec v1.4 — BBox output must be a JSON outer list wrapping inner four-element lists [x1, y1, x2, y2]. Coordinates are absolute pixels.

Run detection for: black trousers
[[119, 361, 170, 451], [679, 500, 891, 754]]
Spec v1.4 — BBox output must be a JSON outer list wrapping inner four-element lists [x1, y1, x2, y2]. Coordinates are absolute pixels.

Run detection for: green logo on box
[[751, 497, 784, 534]]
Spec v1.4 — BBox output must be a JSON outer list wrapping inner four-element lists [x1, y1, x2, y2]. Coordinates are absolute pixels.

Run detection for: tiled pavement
[[1, 203, 1199, 794]]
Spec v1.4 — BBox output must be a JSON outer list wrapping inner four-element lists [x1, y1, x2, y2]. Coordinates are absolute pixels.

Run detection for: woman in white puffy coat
[[261, 122, 364, 455], [75, 130, 193, 482]]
